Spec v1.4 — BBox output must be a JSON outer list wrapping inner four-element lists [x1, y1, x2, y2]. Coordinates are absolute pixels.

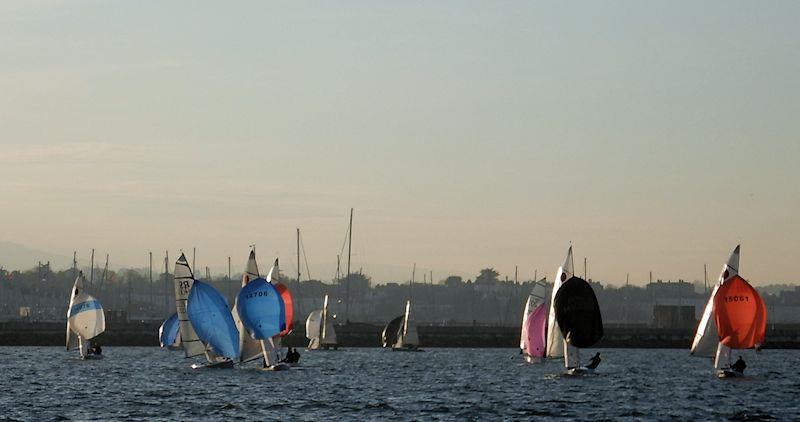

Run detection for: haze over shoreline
[[2, 2, 798, 284]]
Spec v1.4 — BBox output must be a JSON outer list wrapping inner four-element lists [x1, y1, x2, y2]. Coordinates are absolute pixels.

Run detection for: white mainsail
[[397, 300, 419, 348], [66, 272, 105, 358], [173, 254, 207, 359], [546, 246, 573, 358], [691, 245, 740, 358], [233, 249, 264, 363]]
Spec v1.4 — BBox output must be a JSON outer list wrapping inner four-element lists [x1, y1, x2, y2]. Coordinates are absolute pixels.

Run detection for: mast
[[192, 247, 196, 275], [297, 227, 301, 282], [164, 250, 169, 313], [345, 208, 353, 323], [90, 248, 95, 287], [227, 256, 232, 299], [704, 264, 708, 294], [584, 257, 587, 280], [149, 252, 153, 306], [72, 251, 77, 279], [515, 265, 518, 284], [100, 254, 108, 293], [410, 262, 416, 299]]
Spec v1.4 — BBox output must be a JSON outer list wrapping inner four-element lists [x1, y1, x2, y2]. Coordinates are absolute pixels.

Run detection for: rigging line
[[300, 231, 312, 281]]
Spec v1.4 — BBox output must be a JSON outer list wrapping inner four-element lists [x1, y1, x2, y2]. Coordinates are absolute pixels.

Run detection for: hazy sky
[[1, 1, 799, 285]]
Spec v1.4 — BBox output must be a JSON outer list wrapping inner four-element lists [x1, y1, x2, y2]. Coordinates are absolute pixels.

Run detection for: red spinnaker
[[714, 275, 767, 349], [276, 283, 294, 336]]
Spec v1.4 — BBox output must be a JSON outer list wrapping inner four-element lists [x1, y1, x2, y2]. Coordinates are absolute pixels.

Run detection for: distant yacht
[[546, 246, 604, 374], [66, 271, 106, 359], [306, 294, 338, 350], [691, 245, 767, 378], [158, 312, 181, 350], [520, 279, 548, 363], [174, 253, 237, 369], [382, 300, 420, 351]]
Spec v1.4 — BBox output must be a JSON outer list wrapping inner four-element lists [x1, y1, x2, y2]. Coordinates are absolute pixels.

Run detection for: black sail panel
[[554, 276, 604, 348], [381, 316, 404, 347]]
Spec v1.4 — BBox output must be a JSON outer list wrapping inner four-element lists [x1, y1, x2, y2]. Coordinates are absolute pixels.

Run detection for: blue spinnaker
[[236, 277, 285, 340], [187, 281, 240, 359], [159, 313, 180, 348]]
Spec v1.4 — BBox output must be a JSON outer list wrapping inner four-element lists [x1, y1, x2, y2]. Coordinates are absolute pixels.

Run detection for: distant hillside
[[0, 241, 70, 271]]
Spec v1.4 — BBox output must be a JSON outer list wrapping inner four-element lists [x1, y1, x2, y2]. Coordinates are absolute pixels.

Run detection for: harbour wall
[[2, 321, 799, 348]]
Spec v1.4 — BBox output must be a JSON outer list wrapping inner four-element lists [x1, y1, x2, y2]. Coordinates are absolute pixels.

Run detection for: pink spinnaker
[[525, 303, 548, 358]]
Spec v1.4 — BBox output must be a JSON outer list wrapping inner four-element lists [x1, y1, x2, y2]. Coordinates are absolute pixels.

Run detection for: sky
[[1, 1, 799, 285]]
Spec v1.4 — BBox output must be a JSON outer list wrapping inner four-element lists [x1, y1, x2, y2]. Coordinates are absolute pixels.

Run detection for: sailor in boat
[[586, 352, 601, 370], [731, 356, 747, 374], [88, 341, 102, 356]]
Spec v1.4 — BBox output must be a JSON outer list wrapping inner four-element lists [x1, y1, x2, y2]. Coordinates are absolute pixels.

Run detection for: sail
[[159, 313, 181, 348], [691, 245, 740, 357], [546, 246, 574, 357], [554, 276, 603, 348], [306, 310, 323, 344], [321, 294, 336, 345], [66, 272, 86, 350], [525, 303, 548, 358], [173, 254, 207, 358], [398, 300, 419, 347], [382, 316, 404, 347], [275, 283, 294, 336], [233, 250, 264, 363], [520, 295, 534, 350], [714, 275, 767, 349], [236, 277, 285, 340], [186, 280, 240, 360], [66, 271, 106, 344]]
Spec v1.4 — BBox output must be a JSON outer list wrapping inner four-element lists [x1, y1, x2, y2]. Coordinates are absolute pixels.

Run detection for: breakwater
[[2, 321, 798, 348]]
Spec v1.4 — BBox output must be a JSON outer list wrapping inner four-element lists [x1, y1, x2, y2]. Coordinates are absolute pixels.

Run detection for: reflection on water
[[0, 347, 797, 420]]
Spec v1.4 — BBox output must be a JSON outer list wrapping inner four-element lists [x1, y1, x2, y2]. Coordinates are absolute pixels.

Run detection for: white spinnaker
[[691, 245, 740, 358], [234, 250, 264, 363], [173, 254, 207, 359], [306, 310, 323, 349], [67, 292, 105, 339], [546, 246, 574, 358]]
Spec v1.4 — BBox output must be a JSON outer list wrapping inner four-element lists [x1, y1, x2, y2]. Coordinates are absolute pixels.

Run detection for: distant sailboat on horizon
[[691, 245, 767, 378], [306, 294, 338, 350], [173, 253, 237, 369], [66, 271, 106, 359], [382, 300, 420, 351], [520, 279, 548, 363], [547, 246, 604, 374]]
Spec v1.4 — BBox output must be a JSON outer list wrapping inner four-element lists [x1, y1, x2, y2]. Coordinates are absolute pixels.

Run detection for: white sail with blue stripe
[[66, 271, 105, 358]]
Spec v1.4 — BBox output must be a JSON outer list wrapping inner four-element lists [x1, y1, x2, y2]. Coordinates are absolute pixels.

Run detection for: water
[[1, 347, 797, 421]]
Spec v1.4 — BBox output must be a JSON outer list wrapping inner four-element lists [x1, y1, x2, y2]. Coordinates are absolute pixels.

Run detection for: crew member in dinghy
[[731, 356, 746, 373], [586, 352, 601, 369]]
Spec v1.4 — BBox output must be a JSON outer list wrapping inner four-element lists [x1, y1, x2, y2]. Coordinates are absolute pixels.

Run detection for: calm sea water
[[0, 347, 797, 421]]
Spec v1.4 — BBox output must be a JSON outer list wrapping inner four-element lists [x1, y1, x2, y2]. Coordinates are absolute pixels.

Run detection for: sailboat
[[691, 245, 767, 378], [236, 265, 289, 371], [66, 271, 106, 359], [232, 249, 268, 364], [269, 259, 296, 365], [547, 246, 604, 374], [382, 300, 420, 351], [158, 312, 181, 349], [306, 294, 338, 350], [173, 253, 237, 369], [520, 279, 548, 363]]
